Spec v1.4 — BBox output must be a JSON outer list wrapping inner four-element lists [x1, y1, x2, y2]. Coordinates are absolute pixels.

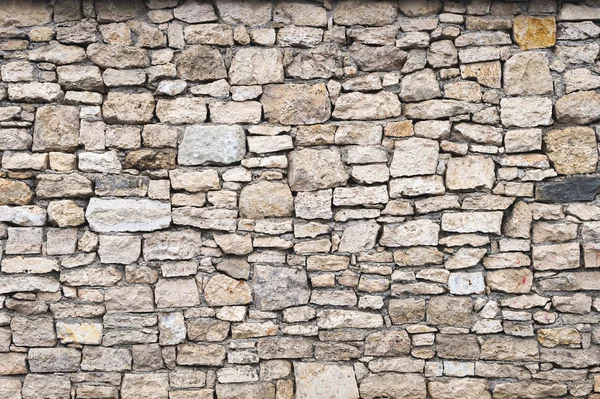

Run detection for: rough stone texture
[[1, 1, 599, 397]]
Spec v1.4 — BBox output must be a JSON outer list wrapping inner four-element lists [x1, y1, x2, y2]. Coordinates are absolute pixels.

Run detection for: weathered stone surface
[[545, 126, 598, 175], [555, 91, 600, 124], [446, 155, 495, 190], [229, 48, 284, 85], [103, 91, 155, 124], [390, 137, 438, 177], [87, 43, 150, 68], [333, 91, 401, 120], [295, 362, 359, 399], [253, 265, 310, 310], [504, 52, 553, 96], [176, 45, 226, 81], [85, 198, 171, 232], [178, 125, 246, 166], [536, 177, 600, 202], [380, 219, 439, 247], [33, 105, 79, 152], [239, 181, 293, 218], [205, 274, 252, 306], [288, 149, 348, 191], [429, 378, 491, 399], [334, 0, 397, 26], [359, 373, 426, 399], [486, 268, 533, 293], [349, 43, 408, 72], [261, 83, 330, 125]]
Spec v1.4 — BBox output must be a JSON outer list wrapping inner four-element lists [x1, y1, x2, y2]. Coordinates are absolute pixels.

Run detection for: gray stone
[[288, 149, 349, 191], [178, 125, 246, 165], [253, 265, 310, 311]]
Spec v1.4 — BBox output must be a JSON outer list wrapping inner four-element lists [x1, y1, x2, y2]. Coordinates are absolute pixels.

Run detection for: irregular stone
[[295, 362, 359, 399], [85, 198, 171, 232], [28, 42, 86, 64], [177, 343, 226, 366], [121, 374, 169, 399], [87, 43, 150, 68], [155, 278, 201, 308], [288, 149, 348, 191], [238, 181, 293, 218], [500, 97, 553, 127], [178, 125, 245, 166], [504, 52, 553, 96], [261, 83, 330, 125], [103, 91, 155, 124], [404, 100, 470, 119], [349, 43, 408, 72], [333, 91, 401, 120], [536, 177, 600, 203], [338, 220, 380, 253], [0, 0, 52, 27], [174, 0, 217, 23], [544, 126, 598, 175], [56, 321, 103, 345], [215, 0, 272, 26], [253, 265, 310, 310], [486, 268, 533, 293], [216, 383, 275, 399], [28, 348, 81, 372], [359, 373, 426, 399], [22, 375, 71, 399], [380, 219, 439, 247], [448, 272, 485, 295], [317, 309, 383, 329], [446, 155, 495, 190], [176, 45, 226, 81], [555, 91, 600, 124], [204, 274, 252, 306], [429, 378, 491, 399], [390, 137, 438, 177], [32, 105, 79, 152], [493, 382, 567, 399], [11, 315, 56, 347], [532, 242, 580, 271], [513, 16, 556, 50], [427, 40, 458, 68], [480, 337, 539, 361], [156, 97, 206, 125], [460, 61, 501, 88], [334, 0, 397, 26], [427, 296, 472, 327], [229, 48, 284, 85]]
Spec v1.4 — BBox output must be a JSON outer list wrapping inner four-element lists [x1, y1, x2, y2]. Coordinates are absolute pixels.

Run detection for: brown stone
[[513, 16, 556, 50]]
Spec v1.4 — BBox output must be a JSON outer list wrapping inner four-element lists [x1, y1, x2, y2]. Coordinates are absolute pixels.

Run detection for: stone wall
[[2, 0, 600, 397]]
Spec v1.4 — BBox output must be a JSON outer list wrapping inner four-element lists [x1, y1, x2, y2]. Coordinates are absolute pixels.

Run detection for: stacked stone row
[[1, 0, 600, 398]]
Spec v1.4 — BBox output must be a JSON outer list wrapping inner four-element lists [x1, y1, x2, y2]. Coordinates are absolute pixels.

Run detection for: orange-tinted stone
[[513, 16, 556, 50], [384, 120, 414, 137]]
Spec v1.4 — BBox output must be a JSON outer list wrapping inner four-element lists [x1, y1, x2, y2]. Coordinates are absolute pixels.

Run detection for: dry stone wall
[[2, 0, 600, 397]]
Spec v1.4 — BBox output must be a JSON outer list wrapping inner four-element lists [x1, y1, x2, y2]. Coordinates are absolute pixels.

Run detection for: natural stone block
[[261, 83, 330, 125], [513, 16, 556, 50]]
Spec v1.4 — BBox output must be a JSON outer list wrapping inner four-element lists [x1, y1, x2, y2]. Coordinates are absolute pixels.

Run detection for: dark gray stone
[[536, 177, 600, 202]]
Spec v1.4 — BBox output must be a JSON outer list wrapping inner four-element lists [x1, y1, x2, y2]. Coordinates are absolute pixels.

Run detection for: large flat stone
[[536, 177, 600, 202], [85, 198, 171, 232], [295, 362, 359, 399]]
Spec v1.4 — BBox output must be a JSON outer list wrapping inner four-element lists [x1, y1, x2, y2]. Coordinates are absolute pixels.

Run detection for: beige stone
[[262, 83, 330, 125], [545, 126, 598, 175]]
